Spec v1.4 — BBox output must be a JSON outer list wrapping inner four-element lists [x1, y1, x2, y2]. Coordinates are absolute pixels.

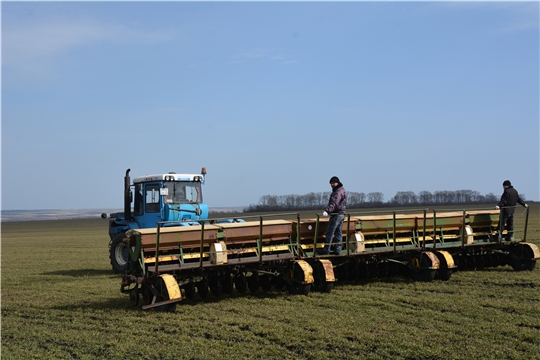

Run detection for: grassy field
[[2, 205, 539, 359]]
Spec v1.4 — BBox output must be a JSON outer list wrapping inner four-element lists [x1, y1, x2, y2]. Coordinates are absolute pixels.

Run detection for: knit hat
[[329, 176, 340, 184], [503, 180, 511, 186]]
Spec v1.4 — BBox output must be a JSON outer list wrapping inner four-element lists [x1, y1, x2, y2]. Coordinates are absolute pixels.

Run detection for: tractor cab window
[[145, 184, 160, 213], [164, 181, 203, 204]]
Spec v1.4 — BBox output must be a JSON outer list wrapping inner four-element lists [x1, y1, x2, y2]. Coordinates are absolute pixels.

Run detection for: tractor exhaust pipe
[[124, 169, 131, 221]]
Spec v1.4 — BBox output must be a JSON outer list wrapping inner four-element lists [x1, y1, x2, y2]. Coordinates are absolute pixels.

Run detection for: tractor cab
[[104, 167, 209, 242], [131, 170, 209, 228]]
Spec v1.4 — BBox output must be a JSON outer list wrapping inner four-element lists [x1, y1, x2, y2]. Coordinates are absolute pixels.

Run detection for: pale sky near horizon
[[2, 1, 539, 211]]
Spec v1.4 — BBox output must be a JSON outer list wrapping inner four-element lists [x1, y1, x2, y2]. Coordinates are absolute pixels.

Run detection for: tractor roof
[[133, 173, 204, 183]]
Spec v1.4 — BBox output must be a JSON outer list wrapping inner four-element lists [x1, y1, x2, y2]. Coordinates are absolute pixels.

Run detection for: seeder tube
[[461, 210, 466, 247], [296, 213, 301, 259], [258, 216, 263, 262], [392, 212, 396, 252], [433, 210, 437, 250], [498, 209, 504, 242], [199, 222, 205, 269], [312, 215, 320, 258], [422, 210, 427, 250], [155, 224, 161, 274], [346, 214, 351, 256]]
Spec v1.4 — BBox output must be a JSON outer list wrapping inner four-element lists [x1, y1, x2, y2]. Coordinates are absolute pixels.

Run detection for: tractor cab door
[[138, 182, 163, 228]]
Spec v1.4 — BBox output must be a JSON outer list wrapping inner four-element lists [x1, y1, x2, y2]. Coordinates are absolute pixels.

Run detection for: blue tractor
[[103, 167, 213, 273]]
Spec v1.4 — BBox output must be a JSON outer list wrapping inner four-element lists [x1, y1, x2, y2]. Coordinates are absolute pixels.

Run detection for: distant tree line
[[243, 189, 526, 213]]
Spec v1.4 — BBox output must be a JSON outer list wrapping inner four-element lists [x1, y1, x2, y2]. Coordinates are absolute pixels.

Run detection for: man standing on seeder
[[320, 176, 347, 255], [496, 180, 528, 241]]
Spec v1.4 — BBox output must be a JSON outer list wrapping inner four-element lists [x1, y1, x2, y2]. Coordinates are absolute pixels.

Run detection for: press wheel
[[234, 274, 247, 293], [183, 283, 196, 300]]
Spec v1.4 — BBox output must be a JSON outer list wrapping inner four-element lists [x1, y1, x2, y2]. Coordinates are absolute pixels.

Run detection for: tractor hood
[[163, 203, 209, 223]]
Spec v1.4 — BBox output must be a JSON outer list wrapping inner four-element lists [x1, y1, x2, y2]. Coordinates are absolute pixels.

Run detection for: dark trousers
[[502, 212, 514, 239], [323, 213, 345, 254]]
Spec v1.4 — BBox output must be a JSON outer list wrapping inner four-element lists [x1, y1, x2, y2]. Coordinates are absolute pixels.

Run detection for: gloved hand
[[525, 204, 529, 208], [322, 211, 328, 217], [495, 206, 500, 210]]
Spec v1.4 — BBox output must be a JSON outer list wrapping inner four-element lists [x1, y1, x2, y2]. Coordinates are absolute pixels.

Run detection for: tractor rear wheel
[[110, 232, 129, 273]]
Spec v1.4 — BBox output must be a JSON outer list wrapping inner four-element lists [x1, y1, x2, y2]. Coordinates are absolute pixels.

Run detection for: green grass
[[2, 205, 539, 360]]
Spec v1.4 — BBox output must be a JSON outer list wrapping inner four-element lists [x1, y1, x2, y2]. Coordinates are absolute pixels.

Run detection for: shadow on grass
[[335, 276, 413, 287], [50, 297, 139, 312], [49, 288, 295, 312], [43, 269, 119, 277], [180, 288, 291, 306]]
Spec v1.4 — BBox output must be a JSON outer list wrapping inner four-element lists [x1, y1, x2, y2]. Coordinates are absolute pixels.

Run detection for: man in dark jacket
[[319, 176, 347, 255], [496, 180, 528, 240]]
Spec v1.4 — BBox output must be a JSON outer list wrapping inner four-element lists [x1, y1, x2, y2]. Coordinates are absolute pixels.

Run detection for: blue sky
[[2, 1, 539, 211]]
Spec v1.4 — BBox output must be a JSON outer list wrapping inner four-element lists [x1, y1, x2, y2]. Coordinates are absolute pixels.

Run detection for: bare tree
[[484, 192, 497, 203], [367, 192, 384, 204], [418, 191, 432, 204], [391, 191, 417, 205], [348, 192, 366, 207]]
